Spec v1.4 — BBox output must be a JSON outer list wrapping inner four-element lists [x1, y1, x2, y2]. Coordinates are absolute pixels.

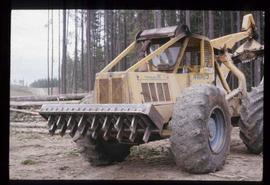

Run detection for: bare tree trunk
[[61, 9, 67, 94], [123, 11, 127, 70], [51, 10, 54, 95], [90, 11, 97, 90], [161, 10, 165, 27], [110, 10, 115, 63], [185, 10, 191, 65], [202, 11, 206, 35], [221, 11, 225, 35], [58, 10, 61, 94], [81, 10, 84, 91], [254, 11, 261, 86], [104, 10, 110, 64], [185, 10, 190, 28], [166, 11, 176, 26], [47, 9, 50, 95], [208, 10, 214, 39], [73, 10, 78, 93], [230, 11, 237, 89], [154, 10, 162, 28], [230, 11, 234, 33], [86, 10, 91, 91]]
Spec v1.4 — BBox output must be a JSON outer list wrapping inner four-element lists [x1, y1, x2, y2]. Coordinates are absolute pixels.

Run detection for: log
[[10, 108, 39, 115], [10, 93, 88, 102]]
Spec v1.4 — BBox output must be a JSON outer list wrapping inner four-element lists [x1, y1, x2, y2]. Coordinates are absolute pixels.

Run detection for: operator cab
[[136, 25, 214, 73]]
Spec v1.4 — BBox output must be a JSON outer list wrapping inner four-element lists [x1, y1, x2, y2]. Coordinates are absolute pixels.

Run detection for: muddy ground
[[9, 118, 263, 180]]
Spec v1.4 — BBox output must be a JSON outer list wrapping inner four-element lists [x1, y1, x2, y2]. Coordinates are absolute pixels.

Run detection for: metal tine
[[143, 127, 151, 143], [92, 128, 99, 139], [101, 116, 109, 131], [91, 116, 101, 139], [66, 115, 73, 129], [47, 115, 52, 126], [56, 115, 63, 128], [59, 119, 68, 137], [49, 115, 61, 136], [137, 116, 146, 129], [77, 115, 85, 128], [123, 116, 132, 128], [103, 117, 113, 141], [69, 118, 78, 138], [114, 116, 121, 131], [116, 121, 124, 142], [90, 116, 97, 130], [128, 116, 137, 142], [139, 116, 149, 128], [129, 131, 137, 142], [130, 116, 137, 133], [103, 129, 110, 141], [91, 131, 97, 139], [80, 117, 91, 137]]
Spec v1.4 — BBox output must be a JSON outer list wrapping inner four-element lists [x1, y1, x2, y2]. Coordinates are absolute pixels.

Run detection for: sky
[[11, 10, 61, 85], [11, 10, 105, 86]]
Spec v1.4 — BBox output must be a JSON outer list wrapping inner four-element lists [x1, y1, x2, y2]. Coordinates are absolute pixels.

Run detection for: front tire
[[170, 84, 231, 174], [74, 131, 131, 166]]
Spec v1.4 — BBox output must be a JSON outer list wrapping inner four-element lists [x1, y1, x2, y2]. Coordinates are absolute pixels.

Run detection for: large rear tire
[[73, 131, 131, 166], [170, 84, 231, 174], [239, 82, 263, 154]]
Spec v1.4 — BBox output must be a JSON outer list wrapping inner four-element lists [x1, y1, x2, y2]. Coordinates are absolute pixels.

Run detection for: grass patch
[[21, 159, 39, 165], [66, 149, 80, 157]]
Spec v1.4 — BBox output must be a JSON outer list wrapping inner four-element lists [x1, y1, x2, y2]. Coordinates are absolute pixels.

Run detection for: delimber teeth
[[129, 132, 136, 142], [49, 121, 57, 135], [130, 116, 137, 133], [80, 120, 90, 136], [56, 115, 62, 128], [91, 116, 100, 139], [69, 120, 78, 138], [143, 127, 151, 143], [59, 122, 67, 137], [114, 116, 121, 131], [116, 122, 124, 142], [103, 131, 109, 141], [47, 115, 52, 125], [66, 116, 73, 128], [49, 116, 61, 135], [41, 104, 163, 143], [101, 116, 109, 131], [90, 116, 97, 130], [77, 115, 85, 128], [92, 129, 98, 139], [102, 116, 111, 140]]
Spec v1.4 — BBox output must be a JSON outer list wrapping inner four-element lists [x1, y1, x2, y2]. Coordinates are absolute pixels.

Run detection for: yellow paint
[[93, 14, 261, 134]]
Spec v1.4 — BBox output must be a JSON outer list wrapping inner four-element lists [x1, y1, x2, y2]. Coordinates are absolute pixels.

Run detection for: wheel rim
[[207, 107, 226, 154]]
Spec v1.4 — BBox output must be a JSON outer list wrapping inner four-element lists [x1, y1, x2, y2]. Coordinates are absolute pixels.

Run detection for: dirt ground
[[9, 119, 263, 181]]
